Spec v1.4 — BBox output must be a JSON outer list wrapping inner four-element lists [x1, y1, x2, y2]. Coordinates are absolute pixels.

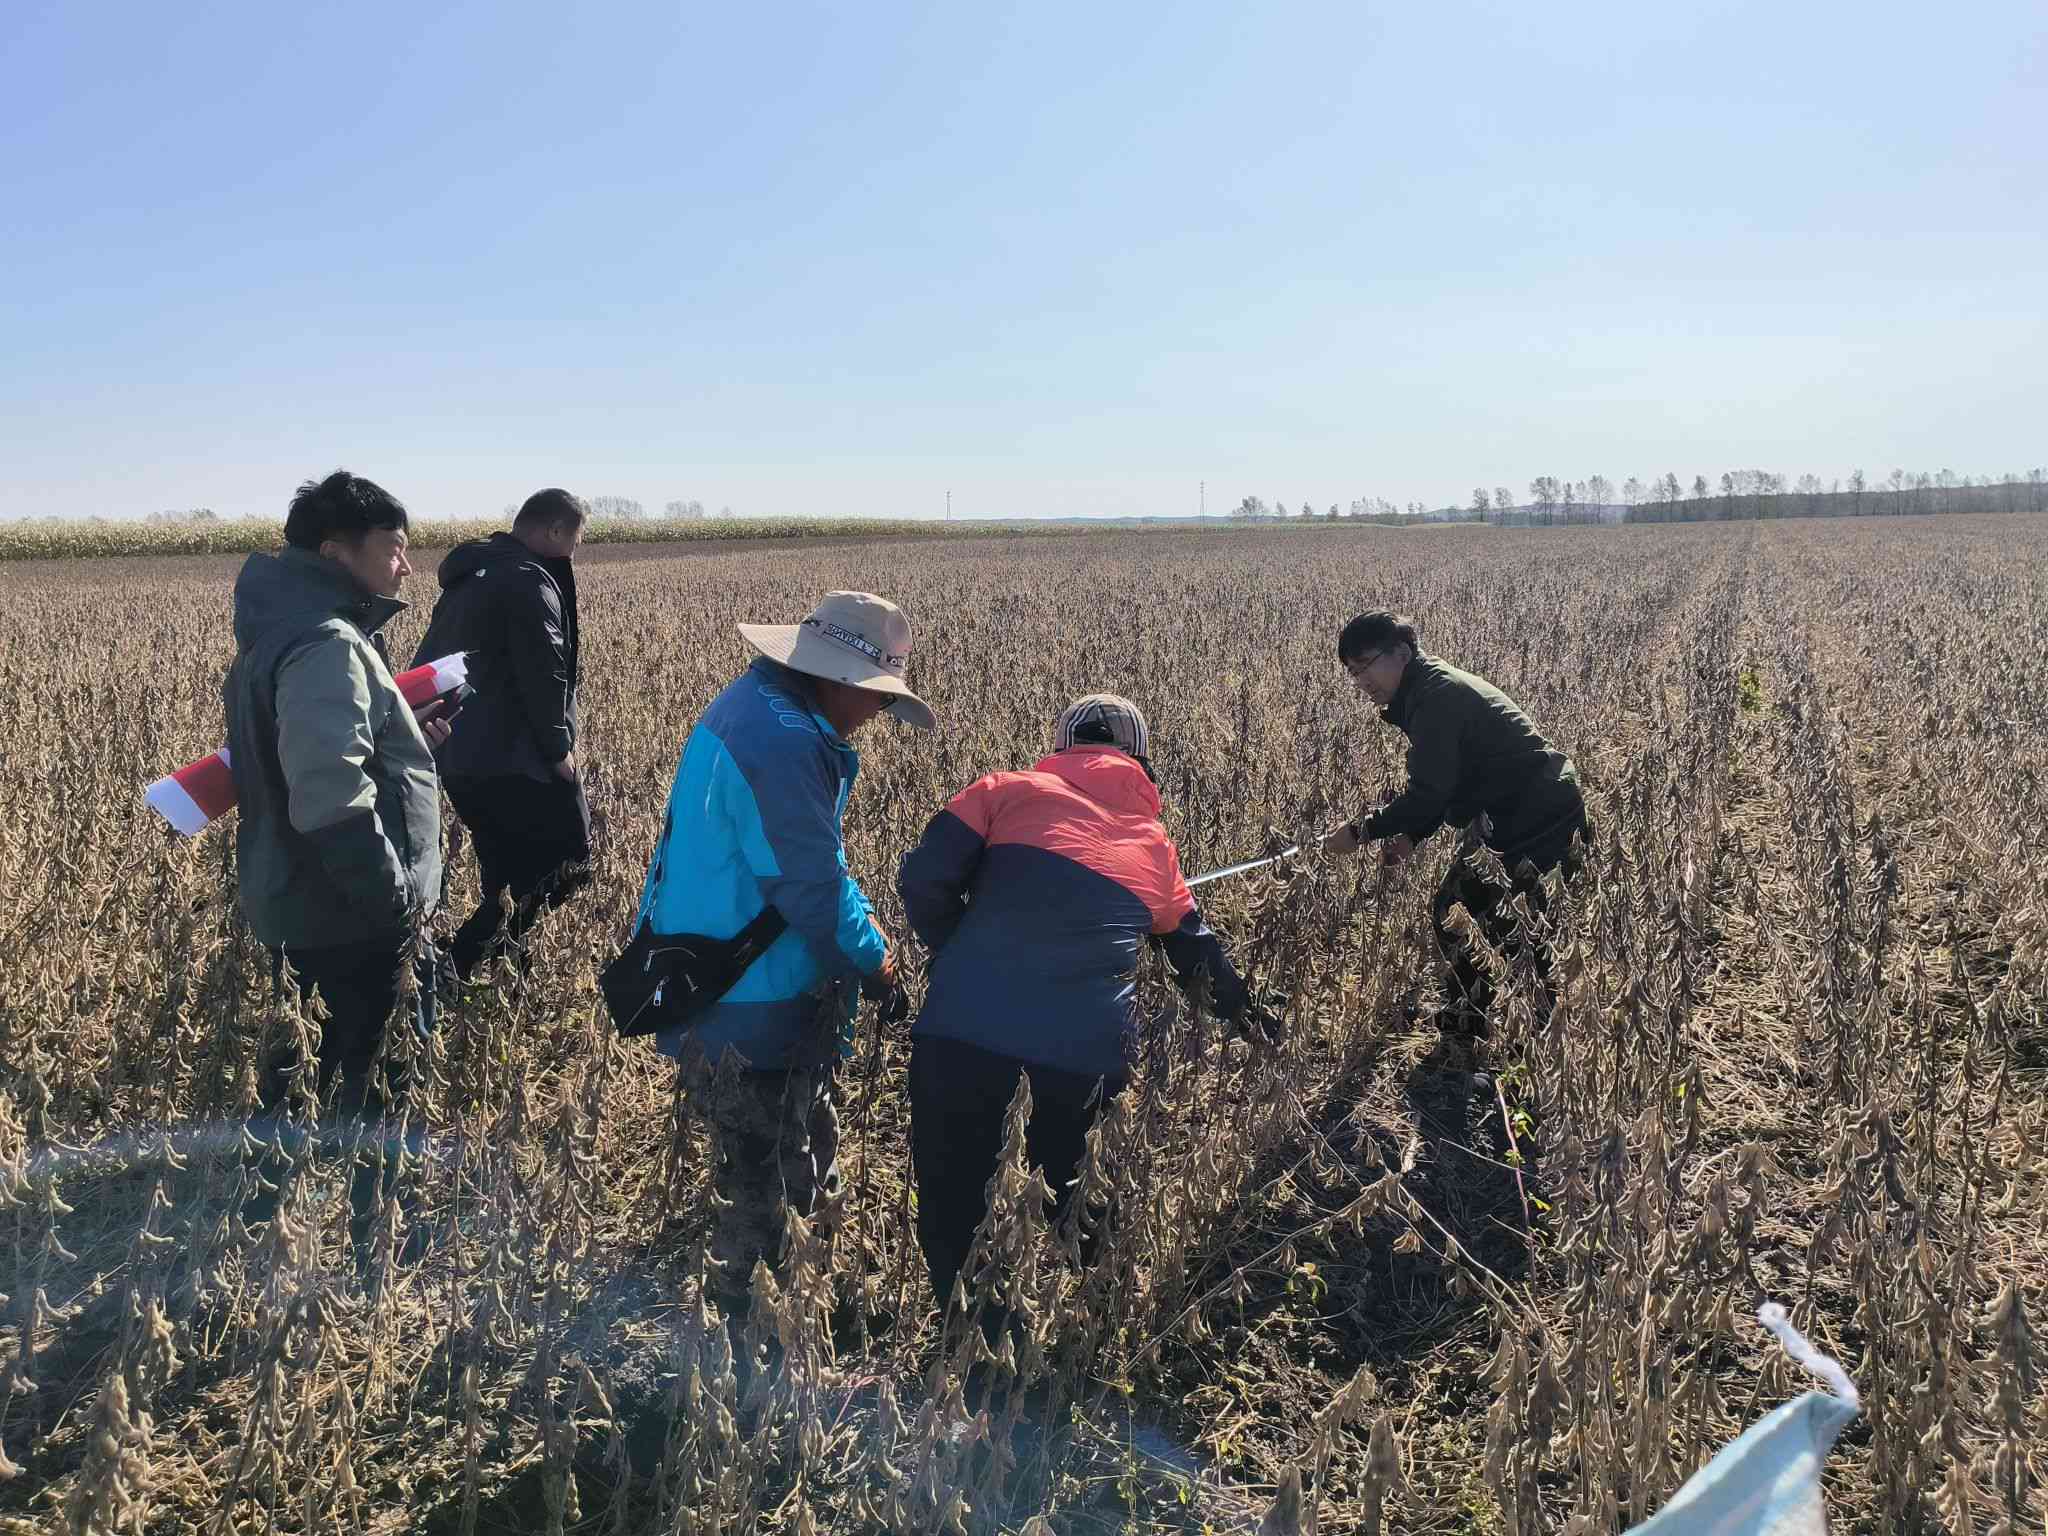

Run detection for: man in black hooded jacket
[[413, 488, 591, 979]]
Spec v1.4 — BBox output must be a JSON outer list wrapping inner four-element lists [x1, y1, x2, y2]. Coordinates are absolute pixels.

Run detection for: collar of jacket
[[437, 530, 564, 590], [497, 530, 575, 591], [748, 656, 856, 751], [1381, 650, 1433, 728], [1032, 745, 1163, 818], [274, 546, 407, 635]]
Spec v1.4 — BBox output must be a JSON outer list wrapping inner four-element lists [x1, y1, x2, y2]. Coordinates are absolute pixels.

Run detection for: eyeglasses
[[1343, 649, 1386, 678]]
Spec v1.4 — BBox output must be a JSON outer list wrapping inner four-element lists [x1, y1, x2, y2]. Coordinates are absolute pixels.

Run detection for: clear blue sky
[[4, 1, 2042, 521]]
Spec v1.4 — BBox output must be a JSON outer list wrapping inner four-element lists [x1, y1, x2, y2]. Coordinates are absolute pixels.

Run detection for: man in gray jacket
[[224, 470, 451, 1157]]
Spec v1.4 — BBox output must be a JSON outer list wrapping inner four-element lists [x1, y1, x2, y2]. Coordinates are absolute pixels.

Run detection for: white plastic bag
[[1626, 1304, 1860, 1536]]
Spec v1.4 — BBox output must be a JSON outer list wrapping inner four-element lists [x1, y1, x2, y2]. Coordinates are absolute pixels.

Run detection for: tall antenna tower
[[946, 489, 951, 522], [1200, 480, 1206, 518]]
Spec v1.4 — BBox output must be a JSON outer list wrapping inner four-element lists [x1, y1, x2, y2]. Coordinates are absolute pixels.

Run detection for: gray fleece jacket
[[223, 548, 442, 948]]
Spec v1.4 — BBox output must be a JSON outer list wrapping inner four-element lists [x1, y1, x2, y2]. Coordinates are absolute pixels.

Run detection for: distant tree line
[[1626, 468, 2045, 522], [1477, 468, 2047, 526], [61, 467, 2048, 545], [1229, 494, 1447, 527], [495, 496, 723, 521]]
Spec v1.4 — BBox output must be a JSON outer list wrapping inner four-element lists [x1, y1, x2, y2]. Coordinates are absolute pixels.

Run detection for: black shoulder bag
[[601, 813, 788, 1038]]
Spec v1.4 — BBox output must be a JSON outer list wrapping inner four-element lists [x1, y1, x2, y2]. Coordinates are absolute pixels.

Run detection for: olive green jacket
[[1364, 652, 1584, 864], [223, 549, 442, 948]]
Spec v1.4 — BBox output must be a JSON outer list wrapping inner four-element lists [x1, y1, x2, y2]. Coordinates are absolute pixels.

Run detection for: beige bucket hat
[[738, 591, 936, 730]]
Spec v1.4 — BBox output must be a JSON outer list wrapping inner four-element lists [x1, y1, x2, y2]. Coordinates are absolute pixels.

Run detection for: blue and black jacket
[[637, 657, 887, 1068], [899, 746, 1248, 1083]]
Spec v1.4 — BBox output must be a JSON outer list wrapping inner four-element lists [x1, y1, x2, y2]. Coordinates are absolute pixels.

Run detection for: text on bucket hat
[[1054, 694, 1149, 758], [737, 591, 936, 730]]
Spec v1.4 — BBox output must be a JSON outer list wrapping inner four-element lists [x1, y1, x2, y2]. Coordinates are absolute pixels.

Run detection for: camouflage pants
[[678, 1050, 842, 1314]]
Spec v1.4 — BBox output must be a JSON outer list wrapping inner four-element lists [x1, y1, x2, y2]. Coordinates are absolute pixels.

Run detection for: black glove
[[1233, 1000, 1285, 1046], [861, 971, 911, 1025]]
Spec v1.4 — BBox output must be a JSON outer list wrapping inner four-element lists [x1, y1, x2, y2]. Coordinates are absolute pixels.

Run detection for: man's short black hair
[[513, 488, 588, 533], [1337, 610, 1421, 663], [283, 470, 409, 551]]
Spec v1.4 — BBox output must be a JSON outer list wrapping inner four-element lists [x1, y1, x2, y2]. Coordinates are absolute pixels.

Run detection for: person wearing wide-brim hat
[[636, 591, 933, 1317]]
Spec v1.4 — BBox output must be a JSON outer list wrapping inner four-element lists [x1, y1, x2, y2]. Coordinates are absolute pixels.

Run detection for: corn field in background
[[0, 518, 2041, 1534], [0, 516, 1155, 563]]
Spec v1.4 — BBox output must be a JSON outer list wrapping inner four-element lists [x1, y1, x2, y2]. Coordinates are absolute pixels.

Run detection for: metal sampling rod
[[1186, 844, 1303, 888]]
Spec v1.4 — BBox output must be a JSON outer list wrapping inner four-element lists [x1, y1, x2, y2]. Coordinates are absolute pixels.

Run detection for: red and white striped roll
[[145, 652, 468, 836], [394, 650, 469, 709], [145, 749, 237, 836]]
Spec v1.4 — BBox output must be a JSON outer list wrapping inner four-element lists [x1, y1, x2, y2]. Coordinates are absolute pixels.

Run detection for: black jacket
[[413, 533, 579, 783], [1363, 652, 1584, 864]]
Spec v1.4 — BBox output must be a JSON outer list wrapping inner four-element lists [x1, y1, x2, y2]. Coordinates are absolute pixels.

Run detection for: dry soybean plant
[[0, 518, 2041, 1533]]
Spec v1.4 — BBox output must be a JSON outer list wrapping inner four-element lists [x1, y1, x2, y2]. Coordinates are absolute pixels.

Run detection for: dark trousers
[[1433, 817, 1590, 1033], [908, 1034, 1112, 1313], [444, 774, 592, 979], [262, 939, 436, 1244], [266, 940, 435, 1112]]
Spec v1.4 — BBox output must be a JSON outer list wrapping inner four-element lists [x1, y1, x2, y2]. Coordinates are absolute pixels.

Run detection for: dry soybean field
[[0, 517, 2043, 1535]]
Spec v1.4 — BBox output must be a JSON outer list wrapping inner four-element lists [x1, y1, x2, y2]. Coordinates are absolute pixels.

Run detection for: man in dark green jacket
[[1323, 611, 1588, 1036], [224, 470, 450, 1139]]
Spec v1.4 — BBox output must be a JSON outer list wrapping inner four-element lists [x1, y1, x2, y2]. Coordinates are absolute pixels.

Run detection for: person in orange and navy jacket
[[897, 693, 1271, 1316]]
